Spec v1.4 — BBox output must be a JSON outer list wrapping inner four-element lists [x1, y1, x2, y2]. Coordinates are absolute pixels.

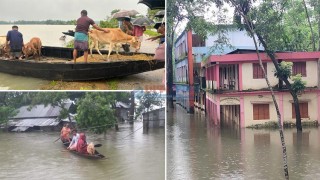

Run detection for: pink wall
[[318, 91, 320, 124]]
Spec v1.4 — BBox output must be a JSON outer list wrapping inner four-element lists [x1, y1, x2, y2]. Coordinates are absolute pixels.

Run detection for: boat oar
[[94, 144, 102, 147], [62, 143, 102, 147], [54, 137, 60, 143]]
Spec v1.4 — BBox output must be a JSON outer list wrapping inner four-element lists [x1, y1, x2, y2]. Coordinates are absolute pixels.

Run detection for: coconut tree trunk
[[251, 33, 290, 180], [256, 37, 303, 132], [229, 1, 289, 178]]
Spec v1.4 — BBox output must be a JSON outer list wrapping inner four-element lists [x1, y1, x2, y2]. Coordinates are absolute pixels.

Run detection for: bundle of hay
[[76, 54, 153, 63]]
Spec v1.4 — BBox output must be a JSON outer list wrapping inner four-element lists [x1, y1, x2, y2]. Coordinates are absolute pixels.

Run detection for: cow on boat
[[23, 37, 42, 60], [88, 28, 139, 61]]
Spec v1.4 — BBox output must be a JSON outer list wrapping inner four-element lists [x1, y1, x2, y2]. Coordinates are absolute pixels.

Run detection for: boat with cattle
[[0, 46, 164, 81]]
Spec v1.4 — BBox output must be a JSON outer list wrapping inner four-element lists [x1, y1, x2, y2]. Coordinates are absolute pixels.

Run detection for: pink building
[[204, 50, 320, 127]]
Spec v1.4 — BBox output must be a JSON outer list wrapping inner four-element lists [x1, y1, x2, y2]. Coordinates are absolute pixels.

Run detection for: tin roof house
[[8, 101, 74, 132], [114, 101, 131, 122], [143, 107, 165, 128]]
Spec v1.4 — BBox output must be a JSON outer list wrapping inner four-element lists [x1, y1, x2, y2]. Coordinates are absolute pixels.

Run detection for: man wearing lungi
[[73, 10, 109, 63]]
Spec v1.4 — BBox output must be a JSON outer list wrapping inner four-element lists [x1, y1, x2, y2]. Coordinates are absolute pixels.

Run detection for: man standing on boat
[[60, 123, 71, 143], [73, 10, 109, 64], [5, 25, 24, 60]]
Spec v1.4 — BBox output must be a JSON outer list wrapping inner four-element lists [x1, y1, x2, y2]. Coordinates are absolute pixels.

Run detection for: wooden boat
[[63, 142, 105, 159], [0, 46, 164, 81], [62, 30, 75, 37]]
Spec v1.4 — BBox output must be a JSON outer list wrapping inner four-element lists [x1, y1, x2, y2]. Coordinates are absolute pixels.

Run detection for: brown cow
[[23, 37, 42, 60], [0, 44, 11, 59], [88, 28, 139, 61]]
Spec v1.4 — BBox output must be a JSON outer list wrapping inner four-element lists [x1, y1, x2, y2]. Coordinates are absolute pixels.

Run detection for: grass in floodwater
[[106, 79, 119, 90]]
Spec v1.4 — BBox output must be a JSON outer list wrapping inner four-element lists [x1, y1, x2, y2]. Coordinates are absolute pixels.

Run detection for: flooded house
[[143, 107, 165, 128], [114, 101, 131, 122], [203, 50, 320, 127], [8, 101, 74, 132], [174, 27, 261, 113]]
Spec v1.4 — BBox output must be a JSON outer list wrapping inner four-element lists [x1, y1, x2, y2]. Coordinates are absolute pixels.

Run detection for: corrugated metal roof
[[14, 118, 60, 127], [13, 102, 73, 119], [11, 126, 30, 132]]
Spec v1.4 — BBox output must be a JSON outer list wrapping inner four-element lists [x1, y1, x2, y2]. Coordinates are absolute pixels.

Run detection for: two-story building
[[204, 50, 320, 127], [174, 28, 262, 113]]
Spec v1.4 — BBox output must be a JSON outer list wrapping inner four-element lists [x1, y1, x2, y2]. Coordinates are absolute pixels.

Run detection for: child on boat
[[67, 129, 79, 150]]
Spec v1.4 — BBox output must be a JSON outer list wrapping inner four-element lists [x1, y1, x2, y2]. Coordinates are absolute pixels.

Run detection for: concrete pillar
[[239, 63, 243, 91], [187, 30, 194, 113], [240, 96, 245, 128]]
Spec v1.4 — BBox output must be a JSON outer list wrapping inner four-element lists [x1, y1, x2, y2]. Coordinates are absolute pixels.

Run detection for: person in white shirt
[[67, 129, 80, 150]]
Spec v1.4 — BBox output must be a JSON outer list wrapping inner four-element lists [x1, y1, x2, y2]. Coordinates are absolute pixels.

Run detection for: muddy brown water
[[167, 105, 320, 180], [0, 122, 165, 180]]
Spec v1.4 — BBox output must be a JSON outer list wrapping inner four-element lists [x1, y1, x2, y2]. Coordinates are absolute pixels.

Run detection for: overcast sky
[[1, 0, 149, 21]]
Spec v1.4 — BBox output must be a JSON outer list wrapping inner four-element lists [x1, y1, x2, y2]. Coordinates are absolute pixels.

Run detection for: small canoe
[[63, 142, 105, 159]]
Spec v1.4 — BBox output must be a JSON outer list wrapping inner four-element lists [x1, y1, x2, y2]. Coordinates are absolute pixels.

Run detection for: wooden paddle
[[94, 144, 102, 147], [54, 137, 60, 142], [61, 143, 102, 147]]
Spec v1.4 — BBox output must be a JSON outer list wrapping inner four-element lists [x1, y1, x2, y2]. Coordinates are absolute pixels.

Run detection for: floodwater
[[167, 105, 320, 180], [0, 122, 165, 180], [0, 25, 162, 90]]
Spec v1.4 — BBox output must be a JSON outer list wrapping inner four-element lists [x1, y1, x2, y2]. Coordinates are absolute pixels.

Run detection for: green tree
[[99, 18, 118, 28], [76, 92, 115, 134], [99, 9, 121, 28], [76, 92, 130, 134], [0, 92, 20, 130]]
